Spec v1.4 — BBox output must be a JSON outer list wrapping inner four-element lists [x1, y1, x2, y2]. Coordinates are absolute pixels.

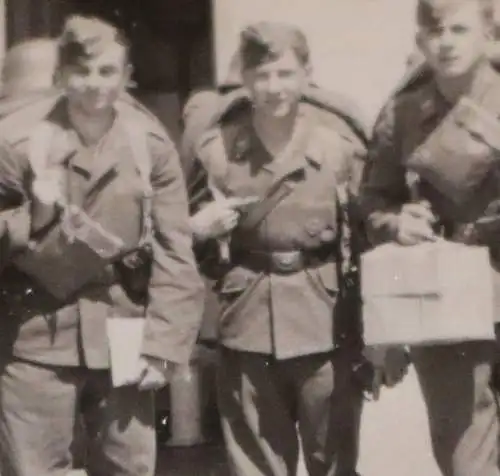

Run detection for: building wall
[[2, 0, 214, 142], [213, 0, 500, 125], [213, 0, 417, 125], [0, 0, 5, 65]]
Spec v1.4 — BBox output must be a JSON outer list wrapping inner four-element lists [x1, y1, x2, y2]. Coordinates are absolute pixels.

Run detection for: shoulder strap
[[28, 121, 55, 177], [121, 118, 153, 246], [218, 117, 298, 230], [336, 184, 352, 275], [121, 118, 152, 190], [237, 180, 295, 231]]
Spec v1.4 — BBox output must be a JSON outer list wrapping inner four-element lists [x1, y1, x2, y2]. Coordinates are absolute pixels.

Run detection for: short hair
[[417, 0, 495, 28], [58, 15, 130, 68], [239, 21, 310, 71]]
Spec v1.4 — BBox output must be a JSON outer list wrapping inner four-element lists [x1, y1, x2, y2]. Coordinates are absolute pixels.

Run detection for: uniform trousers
[[411, 341, 500, 476], [217, 347, 363, 476], [0, 358, 156, 476]]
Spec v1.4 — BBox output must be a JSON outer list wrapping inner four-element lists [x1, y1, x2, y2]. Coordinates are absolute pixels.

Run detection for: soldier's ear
[[53, 69, 61, 89], [304, 61, 312, 79], [53, 66, 67, 89], [483, 20, 494, 42], [415, 30, 424, 52], [124, 63, 135, 89]]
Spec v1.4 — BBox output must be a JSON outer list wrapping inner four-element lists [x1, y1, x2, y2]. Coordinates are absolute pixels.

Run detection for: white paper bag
[[361, 241, 495, 346], [106, 317, 145, 388]]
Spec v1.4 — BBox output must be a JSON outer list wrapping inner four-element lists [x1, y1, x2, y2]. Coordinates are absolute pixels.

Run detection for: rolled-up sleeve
[[359, 100, 409, 245], [141, 134, 204, 364]]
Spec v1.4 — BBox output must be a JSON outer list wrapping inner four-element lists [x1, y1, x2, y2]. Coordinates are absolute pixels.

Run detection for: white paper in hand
[[106, 317, 145, 388]]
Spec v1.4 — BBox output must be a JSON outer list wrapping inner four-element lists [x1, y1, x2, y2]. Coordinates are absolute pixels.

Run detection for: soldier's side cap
[[239, 21, 310, 70], [220, 52, 243, 89], [417, 0, 495, 28], [58, 15, 127, 67]]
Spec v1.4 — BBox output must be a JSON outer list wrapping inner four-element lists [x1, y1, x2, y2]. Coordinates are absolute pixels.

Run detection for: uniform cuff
[[5, 203, 32, 252]]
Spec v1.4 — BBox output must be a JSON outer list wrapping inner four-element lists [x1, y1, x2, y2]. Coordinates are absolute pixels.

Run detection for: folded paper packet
[[361, 240, 495, 346], [14, 205, 124, 300], [106, 316, 145, 388], [407, 96, 500, 207]]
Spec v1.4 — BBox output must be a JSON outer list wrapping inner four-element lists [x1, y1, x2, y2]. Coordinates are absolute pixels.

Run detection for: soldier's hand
[[364, 345, 410, 398], [191, 196, 258, 241], [475, 199, 500, 245], [32, 170, 64, 206], [383, 346, 411, 387], [363, 346, 386, 401], [397, 201, 437, 246], [371, 368, 384, 401], [31, 171, 65, 231], [137, 356, 177, 391]]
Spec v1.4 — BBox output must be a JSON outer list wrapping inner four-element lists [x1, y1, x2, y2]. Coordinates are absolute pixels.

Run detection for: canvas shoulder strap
[[121, 118, 153, 247], [217, 117, 296, 231], [27, 121, 56, 177], [237, 180, 295, 231], [27, 111, 156, 248]]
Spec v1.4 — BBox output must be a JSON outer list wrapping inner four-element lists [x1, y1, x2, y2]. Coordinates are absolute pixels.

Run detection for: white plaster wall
[[213, 0, 418, 126], [0, 0, 5, 74]]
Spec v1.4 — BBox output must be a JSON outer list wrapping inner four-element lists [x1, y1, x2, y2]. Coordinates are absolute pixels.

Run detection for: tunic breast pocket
[[90, 170, 147, 248], [112, 170, 146, 201], [268, 200, 338, 250]]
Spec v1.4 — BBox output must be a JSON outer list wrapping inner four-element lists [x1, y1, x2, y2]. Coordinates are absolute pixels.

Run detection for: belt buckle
[[271, 251, 302, 273]]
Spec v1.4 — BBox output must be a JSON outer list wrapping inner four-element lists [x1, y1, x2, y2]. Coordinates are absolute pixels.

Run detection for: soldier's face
[[417, 2, 490, 78], [242, 49, 309, 118], [60, 42, 130, 115]]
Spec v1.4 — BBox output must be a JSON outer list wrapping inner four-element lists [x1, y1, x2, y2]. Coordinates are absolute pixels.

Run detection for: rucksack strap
[[28, 121, 71, 214], [28, 118, 154, 249], [121, 118, 153, 248], [28, 122, 56, 178], [336, 184, 353, 279]]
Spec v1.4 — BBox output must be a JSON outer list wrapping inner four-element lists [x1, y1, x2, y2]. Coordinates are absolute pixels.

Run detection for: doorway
[[6, 0, 215, 142]]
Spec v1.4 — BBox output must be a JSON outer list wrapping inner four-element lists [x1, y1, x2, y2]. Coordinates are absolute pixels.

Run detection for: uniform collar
[[232, 104, 322, 169], [45, 98, 126, 188], [418, 80, 451, 125], [464, 61, 497, 102], [420, 61, 497, 124]]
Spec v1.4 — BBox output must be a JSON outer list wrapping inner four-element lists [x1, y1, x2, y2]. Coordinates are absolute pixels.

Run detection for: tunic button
[[320, 228, 336, 243]]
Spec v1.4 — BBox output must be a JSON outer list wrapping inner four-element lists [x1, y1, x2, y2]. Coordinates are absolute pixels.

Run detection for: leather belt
[[233, 248, 335, 274]]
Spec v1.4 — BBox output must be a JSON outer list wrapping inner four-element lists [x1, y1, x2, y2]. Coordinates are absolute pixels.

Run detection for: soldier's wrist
[[190, 214, 214, 242], [30, 200, 61, 235], [190, 221, 208, 242], [391, 213, 406, 244], [143, 355, 177, 373]]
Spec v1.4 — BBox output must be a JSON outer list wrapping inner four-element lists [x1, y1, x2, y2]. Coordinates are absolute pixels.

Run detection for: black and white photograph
[[0, 1, 498, 475]]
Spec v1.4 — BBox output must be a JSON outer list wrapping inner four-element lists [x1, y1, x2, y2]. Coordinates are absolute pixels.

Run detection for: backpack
[[390, 53, 500, 99], [215, 85, 369, 143], [182, 84, 369, 181]]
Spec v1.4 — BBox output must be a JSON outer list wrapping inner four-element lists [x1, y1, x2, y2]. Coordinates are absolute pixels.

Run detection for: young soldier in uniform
[[360, 1, 500, 475], [0, 16, 203, 476], [195, 22, 366, 476]]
